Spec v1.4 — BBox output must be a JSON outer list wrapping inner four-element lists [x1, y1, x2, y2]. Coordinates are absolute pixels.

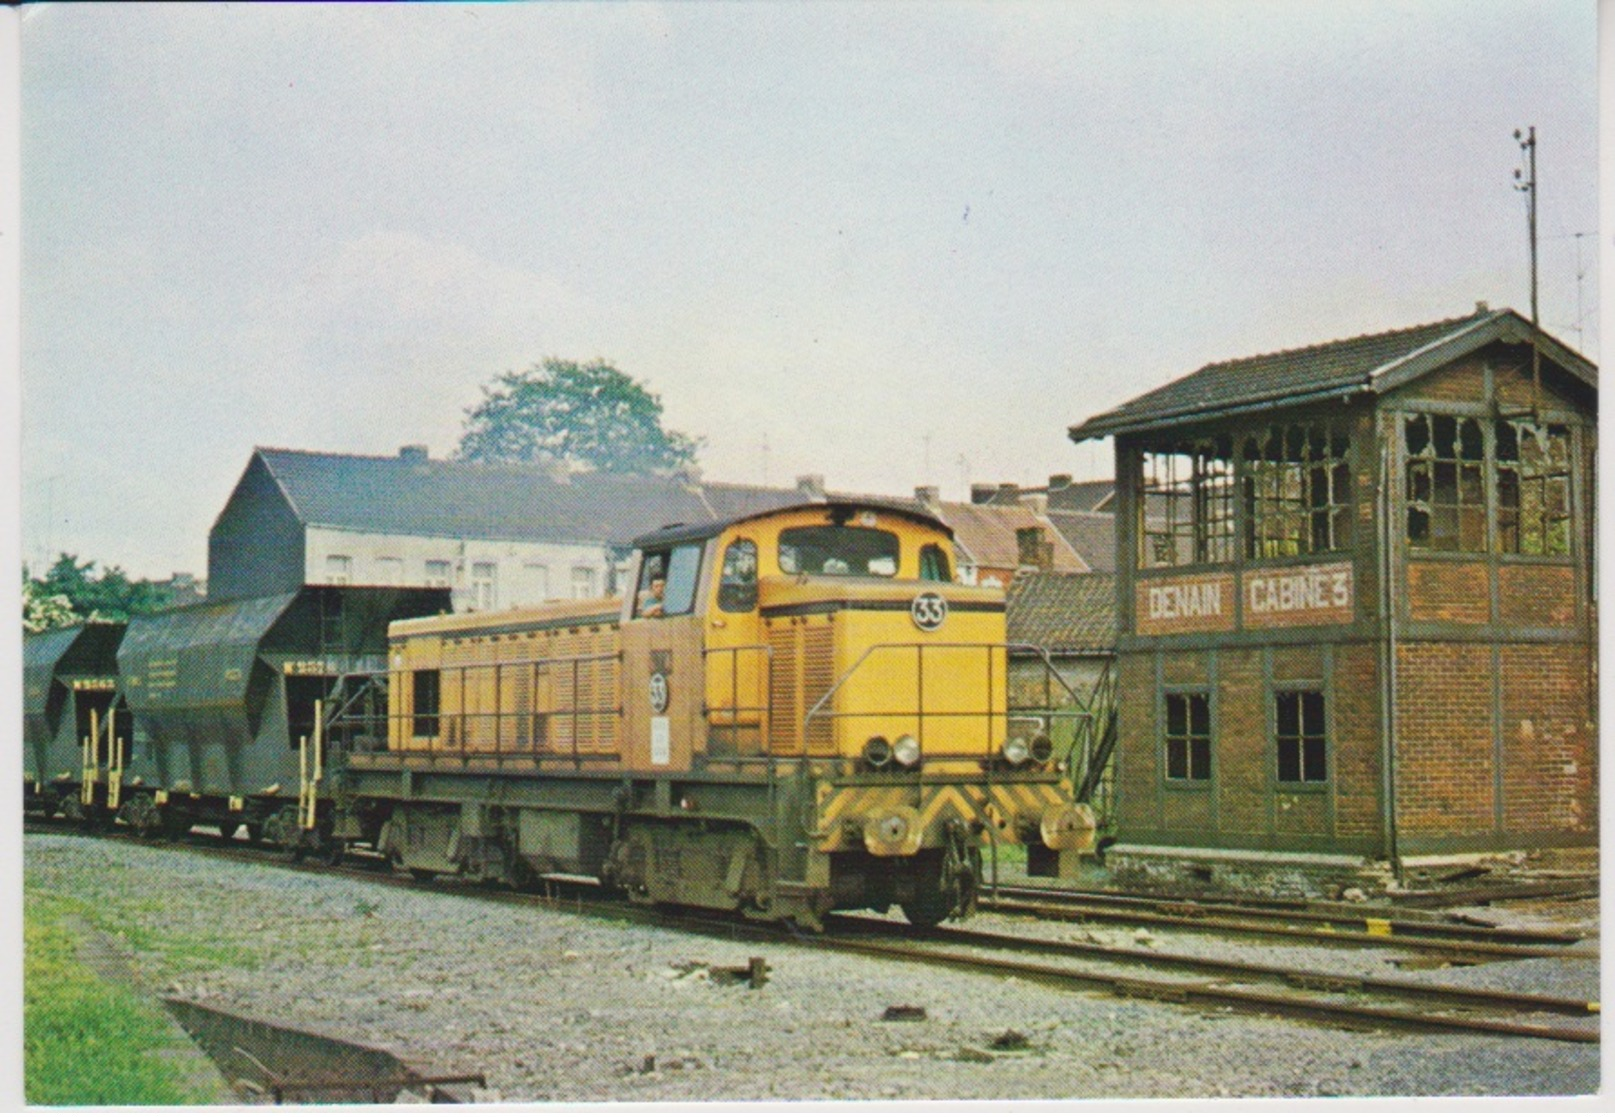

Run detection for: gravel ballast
[[25, 833, 1600, 1103]]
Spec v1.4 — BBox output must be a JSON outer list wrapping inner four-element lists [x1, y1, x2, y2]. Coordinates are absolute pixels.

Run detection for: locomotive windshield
[[636, 543, 702, 617], [778, 525, 900, 578]]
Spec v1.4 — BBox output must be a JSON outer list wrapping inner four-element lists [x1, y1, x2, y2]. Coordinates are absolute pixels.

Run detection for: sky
[[18, 1, 1601, 581]]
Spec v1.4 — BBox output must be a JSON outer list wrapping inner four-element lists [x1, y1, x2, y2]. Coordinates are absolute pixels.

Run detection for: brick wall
[[1499, 643, 1596, 837], [1498, 564, 1576, 627], [1332, 643, 1382, 838], [1394, 643, 1496, 836], [1406, 561, 1490, 624], [1214, 648, 1266, 843]]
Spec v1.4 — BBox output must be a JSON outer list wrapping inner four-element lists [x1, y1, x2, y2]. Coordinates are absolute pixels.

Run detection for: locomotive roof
[[633, 500, 954, 551], [1069, 307, 1597, 442]]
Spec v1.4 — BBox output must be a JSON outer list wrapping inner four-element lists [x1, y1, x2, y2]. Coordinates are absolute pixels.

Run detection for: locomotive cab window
[[636, 543, 702, 618], [919, 543, 952, 583], [778, 524, 900, 577], [717, 538, 759, 612]]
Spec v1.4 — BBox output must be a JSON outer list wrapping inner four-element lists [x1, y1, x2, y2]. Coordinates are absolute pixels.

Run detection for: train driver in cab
[[637, 559, 666, 617]]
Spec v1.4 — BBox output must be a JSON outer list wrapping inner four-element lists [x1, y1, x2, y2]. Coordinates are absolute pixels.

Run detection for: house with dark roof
[[969, 476, 1118, 574], [911, 487, 1089, 587], [1068, 306, 1597, 894], [207, 446, 820, 609]]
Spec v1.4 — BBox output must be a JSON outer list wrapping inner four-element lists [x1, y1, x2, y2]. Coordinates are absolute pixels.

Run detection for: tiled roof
[[1045, 510, 1117, 574], [697, 480, 807, 523], [939, 501, 1087, 573], [1045, 479, 1115, 513], [1069, 307, 1596, 441], [1006, 572, 1117, 653], [256, 448, 718, 547], [977, 478, 1114, 513]]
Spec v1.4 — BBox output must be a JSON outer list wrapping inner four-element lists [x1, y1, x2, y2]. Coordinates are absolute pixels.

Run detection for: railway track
[[25, 821, 1600, 1047], [976, 883, 1597, 963]]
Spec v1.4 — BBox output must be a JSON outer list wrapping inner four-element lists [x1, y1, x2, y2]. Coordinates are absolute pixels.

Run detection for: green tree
[[22, 579, 80, 635], [23, 555, 175, 630], [456, 358, 702, 475]]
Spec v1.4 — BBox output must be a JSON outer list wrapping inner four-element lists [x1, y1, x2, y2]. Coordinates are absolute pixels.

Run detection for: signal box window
[[424, 559, 452, 588], [717, 539, 759, 612], [778, 525, 900, 577], [1275, 690, 1327, 783], [1406, 414, 1485, 552], [636, 544, 702, 618], [1164, 692, 1211, 781], [1139, 438, 1235, 568], [1243, 423, 1352, 558], [919, 543, 952, 583], [1496, 421, 1571, 555], [412, 669, 440, 738]]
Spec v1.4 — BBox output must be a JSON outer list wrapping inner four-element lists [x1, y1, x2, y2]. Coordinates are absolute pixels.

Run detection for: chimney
[[913, 485, 942, 515], [399, 444, 429, 464], [1019, 492, 1049, 516], [1016, 526, 1055, 571], [996, 483, 1020, 503], [1047, 473, 1073, 491], [1475, 300, 1490, 314], [970, 484, 999, 505], [796, 474, 827, 500]]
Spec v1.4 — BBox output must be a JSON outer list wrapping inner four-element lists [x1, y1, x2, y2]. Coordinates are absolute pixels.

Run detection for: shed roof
[[1005, 572, 1117, 653], [1069, 307, 1597, 442], [253, 448, 727, 547]]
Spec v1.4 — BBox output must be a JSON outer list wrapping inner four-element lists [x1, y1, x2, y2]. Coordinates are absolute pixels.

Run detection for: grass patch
[[24, 892, 224, 1106]]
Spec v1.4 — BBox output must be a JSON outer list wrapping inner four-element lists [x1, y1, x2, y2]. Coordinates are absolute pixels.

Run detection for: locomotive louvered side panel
[[766, 622, 801, 754], [803, 622, 836, 755]]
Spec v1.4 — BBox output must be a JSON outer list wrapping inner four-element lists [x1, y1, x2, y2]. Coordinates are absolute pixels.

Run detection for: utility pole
[[1513, 126, 1538, 326], [1513, 126, 1541, 415]]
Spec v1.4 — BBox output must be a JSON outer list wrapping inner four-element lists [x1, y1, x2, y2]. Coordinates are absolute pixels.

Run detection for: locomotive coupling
[[862, 805, 923, 856]]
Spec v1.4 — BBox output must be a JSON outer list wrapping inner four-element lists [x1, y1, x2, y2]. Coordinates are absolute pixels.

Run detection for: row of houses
[[206, 443, 1121, 640]]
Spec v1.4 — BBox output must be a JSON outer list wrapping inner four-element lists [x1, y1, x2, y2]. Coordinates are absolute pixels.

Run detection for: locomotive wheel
[[322, 838, 347, 868], [899, 885, 952, 929]]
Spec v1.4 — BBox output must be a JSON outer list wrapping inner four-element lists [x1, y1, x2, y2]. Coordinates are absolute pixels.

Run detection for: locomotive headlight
[[1029, 734, 1055, 765], [1001, 736, 1030, 766], [891, 734, 921, 769], [863, 736, 893, 768]]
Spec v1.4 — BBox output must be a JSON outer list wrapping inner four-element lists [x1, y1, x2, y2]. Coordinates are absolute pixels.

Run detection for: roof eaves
[[1069, 380, 1375, 442], [1369, 310, 1596, 395], [254, 448, 309, 525]]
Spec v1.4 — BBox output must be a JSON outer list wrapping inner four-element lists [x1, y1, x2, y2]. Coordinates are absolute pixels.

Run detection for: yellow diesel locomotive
[[339, 499, 1092, 926]]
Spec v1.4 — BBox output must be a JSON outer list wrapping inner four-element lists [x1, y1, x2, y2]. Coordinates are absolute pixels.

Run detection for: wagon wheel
[[321, 837, 347, 868]]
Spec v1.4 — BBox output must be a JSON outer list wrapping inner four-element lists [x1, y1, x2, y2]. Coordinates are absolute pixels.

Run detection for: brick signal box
[[1070, 307, 1596, 893]]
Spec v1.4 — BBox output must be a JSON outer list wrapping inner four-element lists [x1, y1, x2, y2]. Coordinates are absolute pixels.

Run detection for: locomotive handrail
[[701, 643, 773, 755], [802, 641, 1087, 741]]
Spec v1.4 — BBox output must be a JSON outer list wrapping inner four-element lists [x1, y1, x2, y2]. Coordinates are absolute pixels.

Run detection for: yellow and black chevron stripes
[[814, 776, 1074, 854]]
